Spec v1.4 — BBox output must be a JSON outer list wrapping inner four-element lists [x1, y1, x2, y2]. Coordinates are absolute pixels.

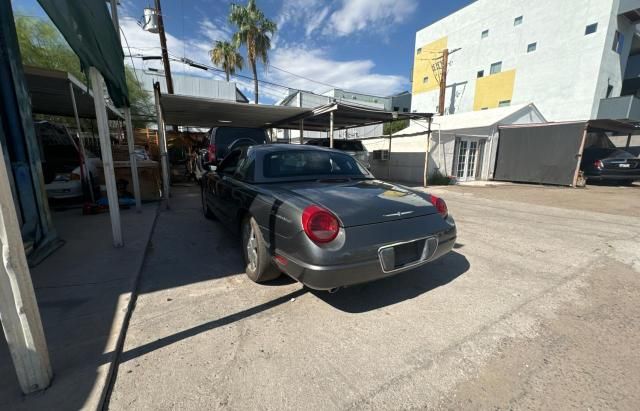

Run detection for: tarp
[[37, 0, 129, 108], [494, 122, 587, 186]]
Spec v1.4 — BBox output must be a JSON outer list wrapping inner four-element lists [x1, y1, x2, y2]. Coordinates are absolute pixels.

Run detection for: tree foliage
[[14, 15, 153, 124], [229, 0, 277, 103], [209, 40, 244, 82], [383, 119, 410, 135]]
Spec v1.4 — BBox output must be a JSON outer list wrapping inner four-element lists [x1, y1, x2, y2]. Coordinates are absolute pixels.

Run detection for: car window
[[218, 148, 243, 174], [263, 150, 369, 179]]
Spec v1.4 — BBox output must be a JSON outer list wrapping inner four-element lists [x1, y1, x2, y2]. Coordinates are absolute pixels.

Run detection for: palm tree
[[229, 0, 277, 103], [209, 40, 244, 82]]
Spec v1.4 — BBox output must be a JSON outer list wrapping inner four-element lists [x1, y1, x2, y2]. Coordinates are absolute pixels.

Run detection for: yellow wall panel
[[473, 69, 516, 111], [412, 37, 448, 95]]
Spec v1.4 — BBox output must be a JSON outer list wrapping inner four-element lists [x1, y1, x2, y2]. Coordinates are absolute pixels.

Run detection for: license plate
[[619, 164, 630, 168]]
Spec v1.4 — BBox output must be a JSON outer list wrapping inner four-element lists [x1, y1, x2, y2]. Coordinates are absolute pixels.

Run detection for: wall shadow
[[312, 251, 469, 313]]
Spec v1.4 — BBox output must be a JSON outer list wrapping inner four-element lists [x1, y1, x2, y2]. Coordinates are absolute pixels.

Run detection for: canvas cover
[[494, 122, 587, 186], [37, 0, 129, 107]]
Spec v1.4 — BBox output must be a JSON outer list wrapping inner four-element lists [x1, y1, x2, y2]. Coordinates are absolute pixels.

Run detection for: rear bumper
[[276, 223, 457, 290], [585, 170, 640, 181]]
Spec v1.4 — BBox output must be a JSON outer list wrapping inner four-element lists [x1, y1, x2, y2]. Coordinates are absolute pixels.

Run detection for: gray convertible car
[[202, 144, 457, 291]]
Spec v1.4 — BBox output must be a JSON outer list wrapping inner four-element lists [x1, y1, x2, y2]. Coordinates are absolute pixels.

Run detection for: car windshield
[[263, 150, 370, 179]]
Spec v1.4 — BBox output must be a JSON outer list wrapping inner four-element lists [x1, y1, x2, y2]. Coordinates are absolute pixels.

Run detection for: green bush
[[429, 169, 454, 185]]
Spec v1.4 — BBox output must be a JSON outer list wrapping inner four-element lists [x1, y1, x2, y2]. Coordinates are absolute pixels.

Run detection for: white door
[[454, 138, 480, 181]]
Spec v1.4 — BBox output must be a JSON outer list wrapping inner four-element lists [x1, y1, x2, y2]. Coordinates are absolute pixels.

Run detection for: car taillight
[[594, 160, 604, 170], [207, 144, 217, 163], [302, 205, 339, 243], [429, 194, 448, 218]]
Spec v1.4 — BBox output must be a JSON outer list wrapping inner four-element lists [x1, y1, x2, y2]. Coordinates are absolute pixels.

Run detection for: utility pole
[[155, 0, 174, 95], [432, 47, 460, 116], [438, 49, 449, 116]]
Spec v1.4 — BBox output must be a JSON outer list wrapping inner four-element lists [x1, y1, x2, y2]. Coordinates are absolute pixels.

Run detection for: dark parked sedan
[[202, 144, 456, 290], [581, 147, 640, 184]]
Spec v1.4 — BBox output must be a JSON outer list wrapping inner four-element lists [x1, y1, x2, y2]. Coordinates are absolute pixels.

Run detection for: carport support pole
[[0, 139, 52, 394], [89, 67, 123, 247], [68, 81, 94, 203], [626, 133, 632, 149], [299, 119, 304, 144], [572, 128, 588, 188], [154, 83, 170, 209], [329, 112, 334, 148], [423, 116, 433, 187], [124, 108, 142, 212]]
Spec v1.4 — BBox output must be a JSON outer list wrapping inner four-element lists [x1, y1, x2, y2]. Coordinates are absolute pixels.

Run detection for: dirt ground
[[428, 182, 640, 217], [107, 183, 640, 410]]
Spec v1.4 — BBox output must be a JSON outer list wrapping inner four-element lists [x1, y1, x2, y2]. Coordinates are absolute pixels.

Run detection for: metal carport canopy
[[24, 66, 123, 120], [159, 93, 311, 129], [159, 94, 432, 131], [274, 102, 433, 131]]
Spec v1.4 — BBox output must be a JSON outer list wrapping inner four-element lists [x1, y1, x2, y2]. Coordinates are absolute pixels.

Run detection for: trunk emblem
[[383, 211, 414, 217]]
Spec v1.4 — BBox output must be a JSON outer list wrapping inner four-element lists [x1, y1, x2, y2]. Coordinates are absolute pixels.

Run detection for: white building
[[362, 104, 545, 184], [277, 89, 412, 141], [411, 0, 640, 122], [134, 69, 249, 102]]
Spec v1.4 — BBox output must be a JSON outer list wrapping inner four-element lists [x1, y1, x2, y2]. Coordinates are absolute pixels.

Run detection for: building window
[[514, 16, 523, 26], [498, 100, 511, 107], [393, 106, 400, 111], [490, 61, 502, 75], [612, 31, 625, 53], [481, 29, 489, 39], [423, 76, 429, 84], [585, 23, 598, 35], [417, 47, 422, 54], [527, 42, 537, 53], [477, 70, 484, 78], [403, 108, 409, 112]]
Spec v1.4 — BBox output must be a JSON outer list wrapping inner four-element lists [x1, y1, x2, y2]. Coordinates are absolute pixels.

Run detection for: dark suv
[[206, 127, 269, 165]]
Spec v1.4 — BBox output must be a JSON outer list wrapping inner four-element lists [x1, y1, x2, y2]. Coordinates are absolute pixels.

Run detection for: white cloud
[[276, 0, 332, 40], [268, 47, 408, 97], [199, 17, 232, 43], [326, 0, 417, 37]]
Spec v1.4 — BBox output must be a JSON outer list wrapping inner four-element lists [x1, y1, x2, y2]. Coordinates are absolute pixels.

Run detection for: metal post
[[423, 117, 433, 187], [299, 119, 304, 144], [124, 108, 142, 212], [0, 138, 52, 394], [68, 81, 94, 203], [329, 112, 334, 148], [154, 83, 170, 208], [89, 67, 123, 247], [626, 133, 632, 149]]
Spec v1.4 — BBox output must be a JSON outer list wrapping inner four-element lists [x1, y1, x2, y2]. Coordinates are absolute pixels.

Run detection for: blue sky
[[13, 0, 472, 103]]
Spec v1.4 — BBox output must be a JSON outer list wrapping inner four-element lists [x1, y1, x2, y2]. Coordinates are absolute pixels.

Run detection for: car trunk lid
[[275, 179, 439, 227]]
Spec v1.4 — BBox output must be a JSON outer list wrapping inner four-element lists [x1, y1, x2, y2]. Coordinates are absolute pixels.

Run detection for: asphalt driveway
[[107, 183, 640, 410]]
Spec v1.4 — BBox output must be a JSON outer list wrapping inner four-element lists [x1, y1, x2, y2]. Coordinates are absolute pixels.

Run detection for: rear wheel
[[201, 184, 215, 219], [241, 216, 281, 283]]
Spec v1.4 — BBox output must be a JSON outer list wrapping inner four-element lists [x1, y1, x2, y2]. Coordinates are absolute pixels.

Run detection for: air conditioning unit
[[373, 149, 389, 161]]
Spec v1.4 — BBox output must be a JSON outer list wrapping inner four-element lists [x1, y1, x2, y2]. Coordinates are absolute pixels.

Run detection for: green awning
[[37, 0, 130, 108]]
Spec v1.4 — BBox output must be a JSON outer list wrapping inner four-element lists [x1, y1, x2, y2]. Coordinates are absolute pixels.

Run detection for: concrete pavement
[[0, 203, 157, 411], [107, 183, 640, 410]]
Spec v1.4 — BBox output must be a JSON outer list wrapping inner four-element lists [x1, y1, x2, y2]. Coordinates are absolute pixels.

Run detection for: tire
[[241, 216, 281, 283], [201, 184, 215, 219]]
